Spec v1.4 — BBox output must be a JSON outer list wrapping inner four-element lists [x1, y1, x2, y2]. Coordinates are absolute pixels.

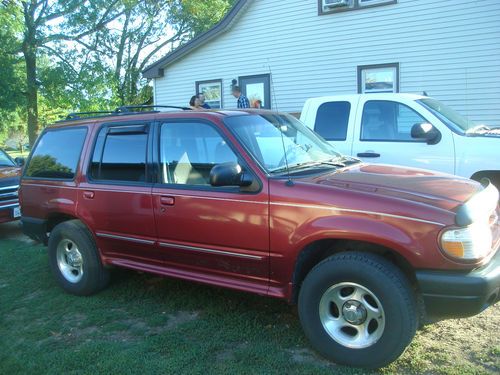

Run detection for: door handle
[[83, 191, 95, 199], [160, 196, 175, 206], [357, 152, 381, 158]]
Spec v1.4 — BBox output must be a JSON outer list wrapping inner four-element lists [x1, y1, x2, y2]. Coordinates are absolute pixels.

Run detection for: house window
[[238, 74, 271, 109], [319, 0, 396, 15], [357, 63, 399, 94], [196, 79, 223, 109]]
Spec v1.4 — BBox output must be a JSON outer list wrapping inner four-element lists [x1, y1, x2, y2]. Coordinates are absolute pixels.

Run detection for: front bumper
[[416, 250, 500, 320], [0, 202, 21, 224]]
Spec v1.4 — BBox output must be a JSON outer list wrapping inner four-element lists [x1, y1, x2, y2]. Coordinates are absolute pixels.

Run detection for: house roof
[[142, 0, 250, 79]]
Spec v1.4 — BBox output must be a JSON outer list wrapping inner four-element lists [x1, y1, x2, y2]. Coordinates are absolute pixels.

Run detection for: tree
[[58, 0, 237, 106], [5, 0, 125, 145]]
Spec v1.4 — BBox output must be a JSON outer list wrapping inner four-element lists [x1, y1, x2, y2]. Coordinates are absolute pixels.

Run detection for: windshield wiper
[[466, 125, 491, 134]]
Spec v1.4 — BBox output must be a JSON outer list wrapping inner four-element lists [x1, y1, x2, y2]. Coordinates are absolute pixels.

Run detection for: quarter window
[[360, 101, 427, 141], [25, 128, 87, 179], [90, 125, 148, 183], [314, 101, 351, 141], [160, 122, 238, 186]]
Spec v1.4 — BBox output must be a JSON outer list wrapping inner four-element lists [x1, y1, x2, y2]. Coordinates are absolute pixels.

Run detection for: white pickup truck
[[300, 94, 500, 187]]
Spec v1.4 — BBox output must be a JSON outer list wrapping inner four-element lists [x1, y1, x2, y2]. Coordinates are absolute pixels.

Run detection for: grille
[[0, 185, 19, 202]]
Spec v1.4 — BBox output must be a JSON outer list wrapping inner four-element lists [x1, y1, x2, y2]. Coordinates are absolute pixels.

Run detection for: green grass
[[1, 235, 498, 374]]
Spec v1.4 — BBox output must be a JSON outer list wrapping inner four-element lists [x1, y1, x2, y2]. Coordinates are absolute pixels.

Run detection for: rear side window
[[25, 128, 87, 179], [314, 101, 350, 141], [90, 125, 148, 183]]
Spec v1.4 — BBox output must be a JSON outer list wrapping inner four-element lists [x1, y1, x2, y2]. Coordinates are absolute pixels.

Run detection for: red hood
[[0, 166, 21, 180], [297, 164, 480, 212]]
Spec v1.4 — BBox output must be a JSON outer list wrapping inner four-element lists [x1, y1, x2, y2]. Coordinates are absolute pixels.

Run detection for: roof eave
[[142, 0, 250, 79]]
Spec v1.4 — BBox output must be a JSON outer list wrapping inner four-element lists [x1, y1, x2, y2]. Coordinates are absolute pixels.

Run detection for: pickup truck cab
[[19, 107, 499, 369], [0, 148, 22, 223], [301, 94, 500, 187]]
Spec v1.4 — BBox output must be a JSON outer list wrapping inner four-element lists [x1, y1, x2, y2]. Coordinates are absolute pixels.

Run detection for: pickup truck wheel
[[298, 252, 417, 369], [48, 220, 109, 296]]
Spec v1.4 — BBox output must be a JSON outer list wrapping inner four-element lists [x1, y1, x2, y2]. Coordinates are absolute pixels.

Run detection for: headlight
[[440, 223, 493, 260]]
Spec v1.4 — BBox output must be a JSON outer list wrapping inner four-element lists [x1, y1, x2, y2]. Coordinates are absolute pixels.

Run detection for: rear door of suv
[[151, 118, 270, 292], [78, 121, 161, 266]]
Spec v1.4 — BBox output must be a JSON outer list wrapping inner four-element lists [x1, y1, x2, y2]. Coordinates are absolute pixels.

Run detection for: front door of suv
[[152, 120, 270, 292], [78, 122, 161, 265]]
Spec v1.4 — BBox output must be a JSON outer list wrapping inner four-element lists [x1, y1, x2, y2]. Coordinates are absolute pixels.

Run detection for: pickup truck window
[[160, 122, 238, 185], [361, 100, 427, 141], [314, 101, 350, 141], [419, 98, 474, 133], [25, 127, 87, 180]]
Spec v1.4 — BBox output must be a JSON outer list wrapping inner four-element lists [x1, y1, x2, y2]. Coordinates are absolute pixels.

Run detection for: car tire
[[298, 251, 417, 369], [48, 220, 110, 296]]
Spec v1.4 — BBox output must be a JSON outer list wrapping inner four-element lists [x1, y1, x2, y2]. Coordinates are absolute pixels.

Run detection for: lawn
[[0, 227, 498, 375]]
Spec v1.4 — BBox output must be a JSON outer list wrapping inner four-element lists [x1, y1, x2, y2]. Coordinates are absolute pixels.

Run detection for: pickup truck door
[[351, 97, 455, 174]]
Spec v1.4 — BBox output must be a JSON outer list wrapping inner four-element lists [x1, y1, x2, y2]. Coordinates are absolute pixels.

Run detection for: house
[[143, 0, 500, 126]]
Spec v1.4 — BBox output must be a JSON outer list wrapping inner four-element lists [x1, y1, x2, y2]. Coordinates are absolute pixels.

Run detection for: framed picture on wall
[[238, 74, 271, 109], [196, 79, 223, 109]]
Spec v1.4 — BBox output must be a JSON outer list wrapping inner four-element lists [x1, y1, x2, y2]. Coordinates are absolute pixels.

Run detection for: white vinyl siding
[[154, 0, 500, 127]]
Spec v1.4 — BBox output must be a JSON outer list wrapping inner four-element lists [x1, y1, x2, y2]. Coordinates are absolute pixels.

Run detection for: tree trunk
[[22, 1, 38, 147], [24, 48, 38, 146]]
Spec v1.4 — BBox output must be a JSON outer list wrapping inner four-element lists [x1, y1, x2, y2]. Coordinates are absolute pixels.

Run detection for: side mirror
[[411, 123, 441, 145], [210, 162, 253, 187], [14, 157, 25, 166]]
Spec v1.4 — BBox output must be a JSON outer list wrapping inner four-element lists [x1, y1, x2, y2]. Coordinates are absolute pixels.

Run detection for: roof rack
[[65, 111, 117, 120], [115, 105, 192, 112], [58, 105, 192, 123]]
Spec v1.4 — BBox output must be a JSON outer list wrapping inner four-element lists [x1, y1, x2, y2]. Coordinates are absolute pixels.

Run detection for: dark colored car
[[0, 148, 22, 223], [19, 107, 500, 368]]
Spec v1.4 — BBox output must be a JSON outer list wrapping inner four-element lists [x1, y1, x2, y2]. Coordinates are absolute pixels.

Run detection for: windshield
[[224, 113, 342, 174], [0, 150, 15, 167], [418, 98, 476, 132]]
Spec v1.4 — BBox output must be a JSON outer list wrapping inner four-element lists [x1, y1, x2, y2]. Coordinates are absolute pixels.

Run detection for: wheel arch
[[470, 170, 500, 189], [290, 238, 417, 304]]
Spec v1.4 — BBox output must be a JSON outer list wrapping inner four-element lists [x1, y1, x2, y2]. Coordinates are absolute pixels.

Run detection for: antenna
[[268, 60, 294, 187]]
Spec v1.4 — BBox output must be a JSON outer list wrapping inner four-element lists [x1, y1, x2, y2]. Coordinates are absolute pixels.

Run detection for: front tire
[[48, 220, 110, 296], [298, 252, 417, 369]]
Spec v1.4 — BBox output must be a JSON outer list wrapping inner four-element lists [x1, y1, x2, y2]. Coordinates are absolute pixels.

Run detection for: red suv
[[19, 107, 500, 368], [0, 148, 23, 223]]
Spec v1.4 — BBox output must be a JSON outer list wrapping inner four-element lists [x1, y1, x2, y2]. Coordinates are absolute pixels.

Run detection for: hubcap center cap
[[67, 251, 82, 267], [342, 300, 367, 325]]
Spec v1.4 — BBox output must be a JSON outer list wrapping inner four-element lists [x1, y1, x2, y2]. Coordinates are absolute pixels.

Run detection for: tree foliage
[[0, 0, 237, 147]]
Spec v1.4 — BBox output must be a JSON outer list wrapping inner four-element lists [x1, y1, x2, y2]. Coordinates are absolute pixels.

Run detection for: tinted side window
[[314, 101, 350, 141], [90, 126, 148, 182], [160, 122, 238, 185], [25, 128, 87, 179], [361, 101, 427, 141]]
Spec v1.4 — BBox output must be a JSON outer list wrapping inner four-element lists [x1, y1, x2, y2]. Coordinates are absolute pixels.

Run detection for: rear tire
[[298, 252, 417, 369], [48, 220, 109, 296]]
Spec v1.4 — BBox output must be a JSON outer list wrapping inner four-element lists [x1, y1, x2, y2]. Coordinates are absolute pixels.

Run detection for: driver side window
[[361, 101, 428, 141], [160, 122, 238, 185]]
